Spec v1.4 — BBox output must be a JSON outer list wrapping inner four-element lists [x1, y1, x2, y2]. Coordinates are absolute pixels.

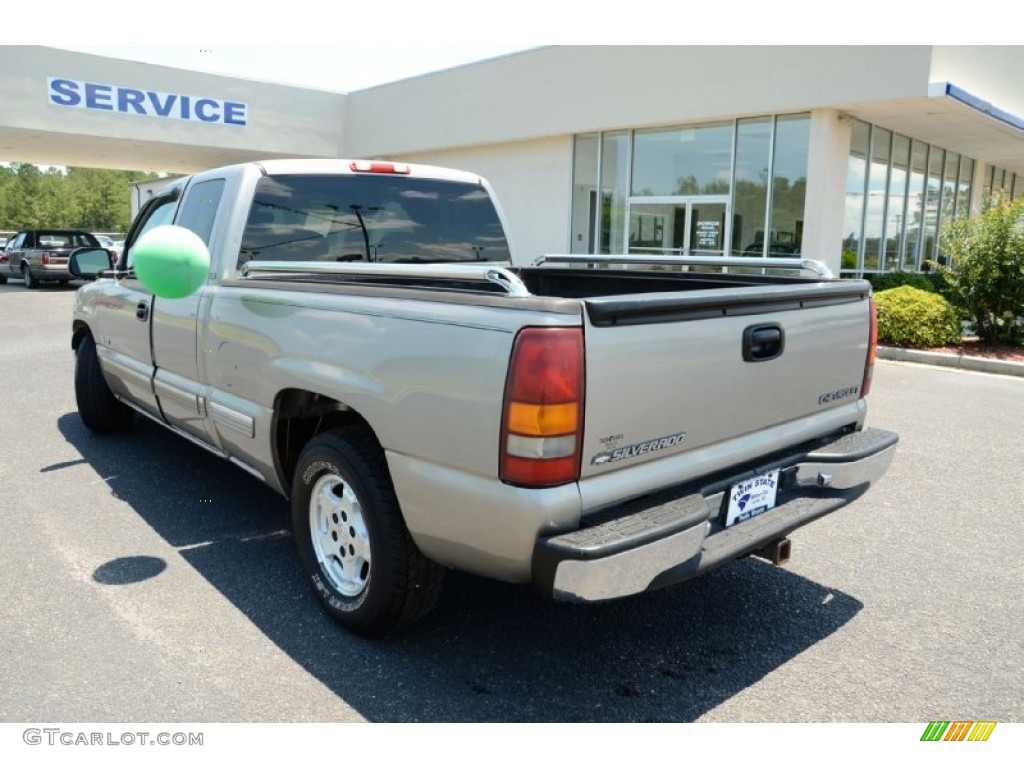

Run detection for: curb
[[878, 346, 1024, 378]]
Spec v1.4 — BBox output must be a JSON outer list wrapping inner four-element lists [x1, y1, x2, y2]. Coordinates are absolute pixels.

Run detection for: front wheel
[[291, 426, 444, 636], [75, 334, 135, 432]]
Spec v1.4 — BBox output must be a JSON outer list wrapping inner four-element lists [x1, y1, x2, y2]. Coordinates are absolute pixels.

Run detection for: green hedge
[[867, 272, 937, 293], [875, 286, 962, 348]]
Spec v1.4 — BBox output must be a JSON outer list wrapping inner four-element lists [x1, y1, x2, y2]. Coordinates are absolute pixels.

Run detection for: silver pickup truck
[[68, 159, 897, 636]]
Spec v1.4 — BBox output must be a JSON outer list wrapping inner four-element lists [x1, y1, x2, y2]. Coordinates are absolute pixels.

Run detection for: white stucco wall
[[343, 46, 936, 158], [803, 110, 853, 274], [391, 137, 573, 266]]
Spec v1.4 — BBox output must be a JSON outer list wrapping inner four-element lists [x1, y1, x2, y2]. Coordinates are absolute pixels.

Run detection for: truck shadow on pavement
[[59, 413, 863, 723]]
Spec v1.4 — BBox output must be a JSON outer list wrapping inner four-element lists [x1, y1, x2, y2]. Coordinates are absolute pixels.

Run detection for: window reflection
[[843, 121, 870, 272], [768, 115, 810, 257], [884, 134, 910, 270], [841, 120, 975, 275], [600, 132, 628, 254], [570, 134, 598, 254], [632, 123, 733, 196], [923, 147, 944, 267], [862, 127, 890, 272], [732, 117, 771, 256], [903, 141, 927, 271]]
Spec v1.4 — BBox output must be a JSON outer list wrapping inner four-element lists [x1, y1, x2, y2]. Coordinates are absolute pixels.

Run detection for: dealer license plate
[[725, 470, 780, 527]]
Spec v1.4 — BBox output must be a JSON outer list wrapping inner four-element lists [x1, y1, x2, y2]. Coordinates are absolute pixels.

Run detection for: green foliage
[[0, 163, 158, 234], [868, 272, 936, 293], [875, 286, 963, 349], [939, 193, 1024, 345]]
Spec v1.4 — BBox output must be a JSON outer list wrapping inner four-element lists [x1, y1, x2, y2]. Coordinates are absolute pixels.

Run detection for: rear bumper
[[532, 427, 898, 602], [27, 263, 72, 280]]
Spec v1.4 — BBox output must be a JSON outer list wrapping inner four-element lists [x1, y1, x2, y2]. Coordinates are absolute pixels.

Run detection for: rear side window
[[35, 232, 98, 248], [175, 179, 225, 247], [238, 174, 510, 268]]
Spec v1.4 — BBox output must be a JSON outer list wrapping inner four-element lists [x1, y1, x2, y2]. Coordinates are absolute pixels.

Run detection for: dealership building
[[5, 45, 1024, 275]]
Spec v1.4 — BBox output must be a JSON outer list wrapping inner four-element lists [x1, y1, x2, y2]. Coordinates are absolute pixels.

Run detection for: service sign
[[47, 77, 247, 127]]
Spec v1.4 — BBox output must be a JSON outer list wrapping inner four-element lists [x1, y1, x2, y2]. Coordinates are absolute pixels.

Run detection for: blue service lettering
[[85, 82, 113, 110], [46, 77, 247, 126]]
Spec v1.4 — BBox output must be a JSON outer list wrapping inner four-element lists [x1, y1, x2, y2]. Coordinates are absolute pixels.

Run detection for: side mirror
[[68, 248, 115, 280], [132, 225, 211, 299]]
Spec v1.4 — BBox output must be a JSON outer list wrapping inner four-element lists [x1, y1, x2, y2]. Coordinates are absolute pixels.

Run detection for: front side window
[[238, 174, 511, 268], [175, 179, 225, 247], [124, 196, 179, 268]]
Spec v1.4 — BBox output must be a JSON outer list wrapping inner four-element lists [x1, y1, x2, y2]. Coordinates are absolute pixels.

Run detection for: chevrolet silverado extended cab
[[69, 159, 897, 636]]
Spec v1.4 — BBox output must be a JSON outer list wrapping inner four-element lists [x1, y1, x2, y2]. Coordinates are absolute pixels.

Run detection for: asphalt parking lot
[[1, 280, 1022, 723]]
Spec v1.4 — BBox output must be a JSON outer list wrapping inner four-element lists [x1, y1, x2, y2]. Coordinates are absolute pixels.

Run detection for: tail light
[[861, 296, 878, 397], [500, 327, 584, 487], [41, 252, 51, 265]]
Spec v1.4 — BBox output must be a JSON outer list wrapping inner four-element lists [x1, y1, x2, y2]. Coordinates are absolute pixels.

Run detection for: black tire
[[291, 426, 444, 636], [22, 265, 38, 289], [74, 334, 135, 433], [0, 274, 7, 285]]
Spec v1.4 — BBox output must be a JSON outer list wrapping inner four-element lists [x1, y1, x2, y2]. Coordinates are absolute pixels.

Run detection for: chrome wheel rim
[[309, 473, 371, 597]]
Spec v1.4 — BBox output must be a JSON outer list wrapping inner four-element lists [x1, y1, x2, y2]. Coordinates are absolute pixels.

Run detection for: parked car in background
[[0, 229, 104, 288]]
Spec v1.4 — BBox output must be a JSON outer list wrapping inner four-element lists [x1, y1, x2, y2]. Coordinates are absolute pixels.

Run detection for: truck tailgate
[[579, 281, 871, 482]]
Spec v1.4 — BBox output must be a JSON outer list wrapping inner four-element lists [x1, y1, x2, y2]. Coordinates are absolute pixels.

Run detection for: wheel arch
[[272, 388, 383, 497], [71, 320, 91, 351]]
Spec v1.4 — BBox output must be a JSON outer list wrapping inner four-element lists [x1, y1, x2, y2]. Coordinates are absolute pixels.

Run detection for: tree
[[939, 192, 1024, 345], [0, 163, 158, 234]]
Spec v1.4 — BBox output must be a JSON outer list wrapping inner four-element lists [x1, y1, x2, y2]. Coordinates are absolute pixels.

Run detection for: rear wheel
[[75, 334, 135, 432], [22, 265, 38, 289], [291, 426, 444, 636]]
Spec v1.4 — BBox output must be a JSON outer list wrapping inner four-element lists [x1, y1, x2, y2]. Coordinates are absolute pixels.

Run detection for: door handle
[[136, 301, 149, 321], [743, 324, 784, 362]]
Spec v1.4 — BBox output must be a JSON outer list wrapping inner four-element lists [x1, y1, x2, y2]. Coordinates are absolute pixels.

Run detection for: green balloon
[[133, 225, 211, 299]]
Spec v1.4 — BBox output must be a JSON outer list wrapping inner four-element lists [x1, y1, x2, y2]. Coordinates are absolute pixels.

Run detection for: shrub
[[874, 286, 963, 348], [939, 193, 1024, 345], [868, 272, 936, 293]]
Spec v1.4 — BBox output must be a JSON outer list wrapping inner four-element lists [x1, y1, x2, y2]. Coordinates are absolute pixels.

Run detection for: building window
[[569, 114, 809, 259], [903, 141, 928, 271], [840, 120, 975, 275], [767, 114, 810, 257], [600, 132, 629, 254], [981, 163, 1018, 204], [631, 123, 732, 197], [731, 117, 772, 256], [862, 126, 891, 272], [569, 134, 598, 254], [842, 121, 869, 271]]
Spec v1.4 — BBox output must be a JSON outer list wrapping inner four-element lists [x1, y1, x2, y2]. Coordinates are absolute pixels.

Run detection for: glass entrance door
[[626, 196, 730, 258]]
